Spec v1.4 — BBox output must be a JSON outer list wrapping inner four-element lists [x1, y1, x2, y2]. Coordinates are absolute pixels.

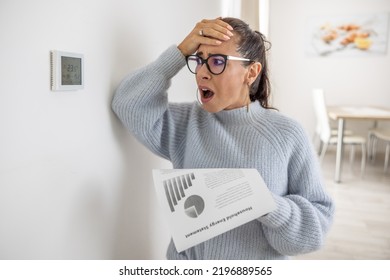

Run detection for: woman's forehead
[[197, 38, 238, 56]]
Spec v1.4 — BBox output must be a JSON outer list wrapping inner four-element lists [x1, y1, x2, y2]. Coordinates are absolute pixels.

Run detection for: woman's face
[[195, 37, 251, 113]]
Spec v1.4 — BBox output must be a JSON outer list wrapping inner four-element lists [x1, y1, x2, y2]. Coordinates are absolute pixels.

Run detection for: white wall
[[268, 0, 390, 137], [0, 0, 223, 259]]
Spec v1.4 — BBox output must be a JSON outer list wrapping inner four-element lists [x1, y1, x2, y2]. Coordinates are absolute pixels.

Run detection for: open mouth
[[200, 88, 215, 103]]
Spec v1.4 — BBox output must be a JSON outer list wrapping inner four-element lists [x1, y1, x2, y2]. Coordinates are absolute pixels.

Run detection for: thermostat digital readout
[[51, 50, 84, 91]]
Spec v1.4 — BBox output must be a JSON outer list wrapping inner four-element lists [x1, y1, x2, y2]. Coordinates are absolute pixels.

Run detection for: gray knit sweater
[[112, 45, 334, 260]]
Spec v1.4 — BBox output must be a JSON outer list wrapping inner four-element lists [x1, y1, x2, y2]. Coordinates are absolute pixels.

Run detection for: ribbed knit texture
[[112, 45, 335, 260]]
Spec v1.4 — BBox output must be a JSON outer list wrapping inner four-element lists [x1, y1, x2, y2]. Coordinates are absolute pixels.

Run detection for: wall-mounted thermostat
[[51, 50, 84, 91]]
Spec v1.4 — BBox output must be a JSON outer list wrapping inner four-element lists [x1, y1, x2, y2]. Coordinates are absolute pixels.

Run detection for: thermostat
[[51, 50, 84, 91]]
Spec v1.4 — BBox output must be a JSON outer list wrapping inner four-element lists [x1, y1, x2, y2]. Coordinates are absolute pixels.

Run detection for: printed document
[[152, 168, 276, 252]]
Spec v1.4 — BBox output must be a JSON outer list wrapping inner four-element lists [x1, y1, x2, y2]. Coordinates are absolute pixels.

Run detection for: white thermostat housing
[[51, 50, 84, 91]]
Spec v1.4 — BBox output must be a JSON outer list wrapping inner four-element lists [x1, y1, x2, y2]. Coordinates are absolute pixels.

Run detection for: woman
[[112, 17, 334, 260]]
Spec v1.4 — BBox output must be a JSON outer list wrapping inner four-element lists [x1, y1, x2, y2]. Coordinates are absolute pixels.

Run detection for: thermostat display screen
[[51, 50, 84, 91], [61, 56, 82, 85]]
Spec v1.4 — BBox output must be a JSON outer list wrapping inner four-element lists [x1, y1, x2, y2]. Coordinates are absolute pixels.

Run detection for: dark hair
[[222, 17, 273, 109]]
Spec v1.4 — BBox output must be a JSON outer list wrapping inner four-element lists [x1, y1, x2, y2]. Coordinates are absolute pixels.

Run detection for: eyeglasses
[[185, 54, 253, 75]]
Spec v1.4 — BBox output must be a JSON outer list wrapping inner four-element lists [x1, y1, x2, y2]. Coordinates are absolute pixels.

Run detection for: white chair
[[312, 91, 352, 154], [368, 128, 390, 173], [312, 89, 367, 174]]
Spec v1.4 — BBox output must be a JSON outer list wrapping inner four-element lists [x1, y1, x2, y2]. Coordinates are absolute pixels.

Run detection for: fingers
[[197, 19, 234, 41], [178, 18, 234, 56]]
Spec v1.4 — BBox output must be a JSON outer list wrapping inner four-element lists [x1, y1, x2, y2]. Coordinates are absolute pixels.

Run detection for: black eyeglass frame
[[185, 54, 253, 75]]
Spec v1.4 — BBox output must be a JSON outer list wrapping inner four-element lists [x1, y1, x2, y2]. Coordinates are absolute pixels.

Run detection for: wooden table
[[327, 106, 390, 183]]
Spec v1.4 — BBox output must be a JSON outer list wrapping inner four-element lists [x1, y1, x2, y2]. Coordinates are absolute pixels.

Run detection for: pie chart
[[184, 195, 205, 218]]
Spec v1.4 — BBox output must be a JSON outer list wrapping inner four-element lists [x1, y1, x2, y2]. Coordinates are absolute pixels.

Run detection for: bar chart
[[163, 172, 196, 213]]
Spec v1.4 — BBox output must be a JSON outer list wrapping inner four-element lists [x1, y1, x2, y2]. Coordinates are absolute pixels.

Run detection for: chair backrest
[[312, 88, 331, 142]]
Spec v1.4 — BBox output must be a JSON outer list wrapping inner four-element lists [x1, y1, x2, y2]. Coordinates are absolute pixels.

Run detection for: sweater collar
[[213, 101, 266, 125]]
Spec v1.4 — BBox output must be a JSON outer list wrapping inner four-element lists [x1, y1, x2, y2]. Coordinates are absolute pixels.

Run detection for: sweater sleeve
[[258, 121, 335, 256], [111, 46, 188, 160]]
